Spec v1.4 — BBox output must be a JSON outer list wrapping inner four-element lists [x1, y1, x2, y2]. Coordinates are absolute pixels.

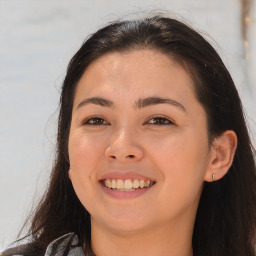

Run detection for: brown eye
[[83, 117, 109, 125], [147, 116, 173, 125]]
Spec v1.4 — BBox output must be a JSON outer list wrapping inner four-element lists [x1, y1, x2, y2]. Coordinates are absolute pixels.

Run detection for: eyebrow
[[76, 97, 114, 110], [135, 97, 186, 111], [76, 96, 186, 112]]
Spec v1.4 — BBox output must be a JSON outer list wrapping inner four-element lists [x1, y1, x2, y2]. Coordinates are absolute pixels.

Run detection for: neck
[[90, 217, 194, 256]]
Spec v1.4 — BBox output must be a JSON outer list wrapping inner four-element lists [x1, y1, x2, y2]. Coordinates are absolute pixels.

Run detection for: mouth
[[101, 178, 156, 192]]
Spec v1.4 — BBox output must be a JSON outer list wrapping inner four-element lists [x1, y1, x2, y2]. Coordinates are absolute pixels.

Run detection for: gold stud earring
[[212, 173, 215, 181]]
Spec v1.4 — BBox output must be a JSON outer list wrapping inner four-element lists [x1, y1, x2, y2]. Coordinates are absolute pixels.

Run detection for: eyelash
[[82, 115, 174, 126], [145, 115, 174, 125], [82, 116, 109, 126]]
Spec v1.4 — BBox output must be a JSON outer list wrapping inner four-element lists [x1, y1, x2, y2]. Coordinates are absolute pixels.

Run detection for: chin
[[92, 209, 153, 234]]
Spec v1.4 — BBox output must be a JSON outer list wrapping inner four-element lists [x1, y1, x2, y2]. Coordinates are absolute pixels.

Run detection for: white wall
[[0, 0, 255, 251]]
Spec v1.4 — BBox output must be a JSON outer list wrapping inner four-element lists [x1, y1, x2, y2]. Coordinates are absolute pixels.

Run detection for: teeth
[[116, 179, 124, 189], [105, 179, 111, 188], [133, 179, 140, 188], [145, 180, 150, 187], [139, 180, 144, 188], [103, 178, 154, 190], [111, 179, 117, 189], [124, 179, 133, 189]]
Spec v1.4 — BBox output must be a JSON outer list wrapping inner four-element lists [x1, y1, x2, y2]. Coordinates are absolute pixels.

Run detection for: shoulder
[[44, 232, 85, 256], [1, 233, 85, 256], [1, 241, 41, 256]]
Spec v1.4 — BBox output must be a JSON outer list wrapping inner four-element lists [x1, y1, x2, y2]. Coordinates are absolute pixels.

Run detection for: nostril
[[128, 155, 135, 158]]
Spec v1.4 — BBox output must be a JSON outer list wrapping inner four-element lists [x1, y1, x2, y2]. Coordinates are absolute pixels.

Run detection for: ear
[[68, 169, 72, 181], [204, 130, 237, 182]]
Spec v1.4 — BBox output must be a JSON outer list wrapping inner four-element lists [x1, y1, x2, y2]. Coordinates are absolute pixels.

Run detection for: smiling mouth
[[101, 179, 156, 191]]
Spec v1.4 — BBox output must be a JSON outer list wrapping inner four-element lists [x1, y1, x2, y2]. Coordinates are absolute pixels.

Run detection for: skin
[[68, 50, 237, 256]]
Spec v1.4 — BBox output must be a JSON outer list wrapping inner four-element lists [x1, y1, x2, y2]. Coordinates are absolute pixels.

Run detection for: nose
[[105, 128, 144, 162]]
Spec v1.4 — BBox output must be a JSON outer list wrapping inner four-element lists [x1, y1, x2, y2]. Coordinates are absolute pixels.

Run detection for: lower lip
[[100, 182, 155, 199]]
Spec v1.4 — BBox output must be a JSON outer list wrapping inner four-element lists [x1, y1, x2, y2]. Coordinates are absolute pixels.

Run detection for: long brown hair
[[4, 15, 256, 256]]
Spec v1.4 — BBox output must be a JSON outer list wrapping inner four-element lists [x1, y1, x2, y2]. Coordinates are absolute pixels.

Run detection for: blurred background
[[0, 0, 255, 251]]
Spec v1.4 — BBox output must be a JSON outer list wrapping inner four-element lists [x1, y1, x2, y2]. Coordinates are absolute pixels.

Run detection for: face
[[68, 50, 212, 234]]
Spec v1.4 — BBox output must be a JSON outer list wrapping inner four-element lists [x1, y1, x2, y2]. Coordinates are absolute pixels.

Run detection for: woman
[[2, 15, 256, 256]]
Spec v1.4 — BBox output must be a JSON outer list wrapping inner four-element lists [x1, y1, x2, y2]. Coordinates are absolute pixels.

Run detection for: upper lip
[[99, 171, 156, 182]]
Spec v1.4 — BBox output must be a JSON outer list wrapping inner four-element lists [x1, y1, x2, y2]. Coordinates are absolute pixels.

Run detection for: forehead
[[74, 49, 196, 101]]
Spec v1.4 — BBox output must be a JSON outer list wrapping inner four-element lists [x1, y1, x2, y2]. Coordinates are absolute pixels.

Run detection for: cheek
[[68, 132, 105, 202], [147, 130, 207, 170], [69, 132, 105, 172], [146, 129, 208, 197]]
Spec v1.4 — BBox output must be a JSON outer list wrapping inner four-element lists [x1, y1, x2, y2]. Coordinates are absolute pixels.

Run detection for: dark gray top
[[2, 233, 86, 256], [44, 233, 85, 256]]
